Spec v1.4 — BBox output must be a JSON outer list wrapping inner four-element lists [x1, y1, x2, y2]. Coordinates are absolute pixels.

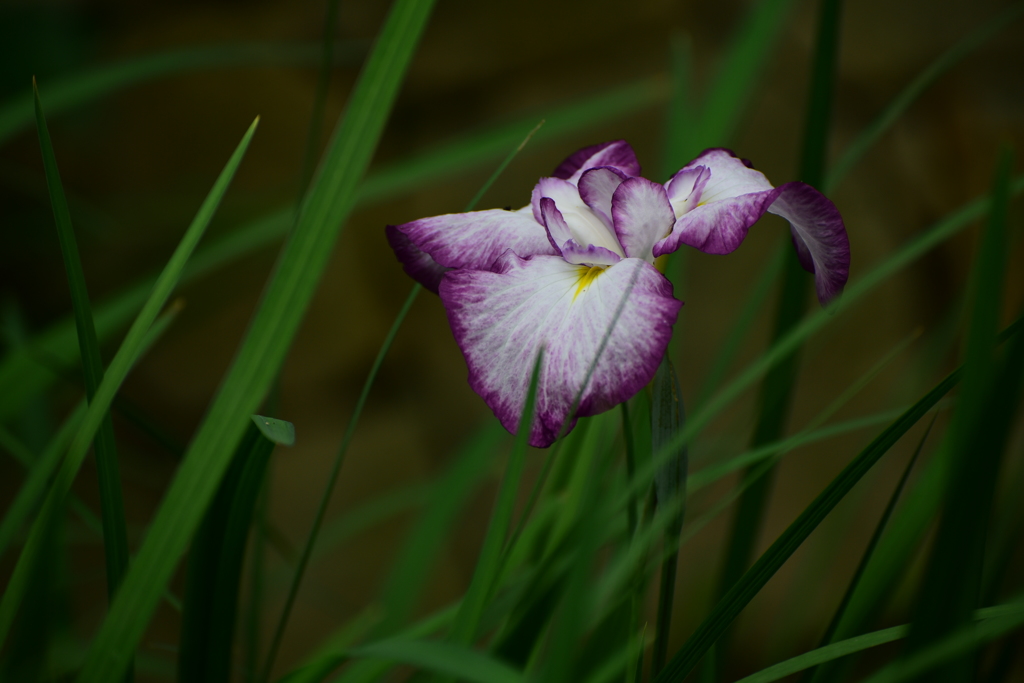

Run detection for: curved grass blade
[[651, 364, 969, 682], [349, 638, 524, 683], [824, 3, 1024, 193], [731, 602, 1020, 683], [862, 597, 1024, 683], [71, 0, 436, 678], [33, 78, 130, 612], [803, 414, 935, 683], [0, 42, 364, 146]]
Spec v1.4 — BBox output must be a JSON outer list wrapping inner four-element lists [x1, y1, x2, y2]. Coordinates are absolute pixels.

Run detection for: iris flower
[[387, 142, 849, 447]]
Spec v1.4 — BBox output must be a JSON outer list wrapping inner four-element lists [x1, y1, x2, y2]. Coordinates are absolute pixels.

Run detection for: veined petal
[[611, 176, 676, 262], [551, 140, 642, 184], [578, 166, 628, 226], [561, 240, 622, 266], [439, 254, 681, 447], [533, 177, 623, 256], [678, 148, 771, 206], [768, 182, 850, 305], [388, 207, 556, 289], [384, 225, 449, 293]]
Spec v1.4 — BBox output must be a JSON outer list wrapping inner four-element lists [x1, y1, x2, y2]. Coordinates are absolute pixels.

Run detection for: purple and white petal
[[653, 189, 776, 257], [533, 177, 623, 256], [768, 182, 850, 305], [665, 165, 711, 216], [611, 177, 676, 262], [578, 167, 628, 226], [389, 207, 557, 284], [551, 140, 642, 184], [539, 198, 570, 254], [439, 254, 682, 447], [384, 225, 449, 293], [678, 148, 772, 207], [561, 240, 622, 266]]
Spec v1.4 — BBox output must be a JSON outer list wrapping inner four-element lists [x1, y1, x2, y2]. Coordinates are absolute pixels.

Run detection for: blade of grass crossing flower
[[824, 3, 1024, 193], [73, 1, 436, 679], [651, 363, 970, 683], [34, 79, 130, 613], [262, 111, 538, 680], [0, 42, 364, 146], [651, 357, 687, 676], [689, 0, 797, 157], [444, 351, 543, 650], [904, 149, 1017, 679], [0, 300, 186, 649], [803, 413, 935, 683]]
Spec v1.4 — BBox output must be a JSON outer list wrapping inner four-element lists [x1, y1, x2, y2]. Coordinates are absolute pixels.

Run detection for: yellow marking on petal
[[574, 265, 605, 301]]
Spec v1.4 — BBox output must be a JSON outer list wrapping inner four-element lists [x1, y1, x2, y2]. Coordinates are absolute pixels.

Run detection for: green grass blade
[[0, 42, 364, 146], [663, 31, 696, 177], [824, 3, 1024, 193], [905, 149, 1016, 674], [862, 598, 1024, 683], [0, 403, 85, 562], [446, 351, 543, 647], [33, 78, 130, 610], [804, 414, 935, 683], [0, 299, 188, 649], [652, 365, 965, 682], [349, 639, 524, 683], [375, 421, 506, 634], [72, 0, 435, 678], [731, 603, 1018, 683], [688, 0, 797, 158]]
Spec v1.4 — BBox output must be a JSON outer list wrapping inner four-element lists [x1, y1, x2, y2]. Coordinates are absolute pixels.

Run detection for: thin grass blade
[[33, 78, 130, 611], [350, 639, 524, 683]]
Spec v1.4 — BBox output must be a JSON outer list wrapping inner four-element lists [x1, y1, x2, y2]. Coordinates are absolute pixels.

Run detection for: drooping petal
[[653, 189, 776, 257], [384, 225, 449, 293], [611, 176, 676, 262], [551, 140, 642, 184], [439, 254, 681, 447], [768, 182, 850, 305], [388, 207, 557, 290], [533, 177, 623, 256], [561, 240, 622, 266], [578, 166, 627, 226]]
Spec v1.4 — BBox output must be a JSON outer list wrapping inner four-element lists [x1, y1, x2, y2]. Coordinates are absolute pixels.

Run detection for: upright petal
[[533, 177, 623, 256], [611, 177, 676, 262], [578, 166, 628, 226], [677, 148, 769, 205], [439, 254, 681, 447], [388, 207, 557, 290], [768, 182, 850, 305], [665, 165, 711, 216], [653, 189, 776, 256], [551, 140, 642, 184]]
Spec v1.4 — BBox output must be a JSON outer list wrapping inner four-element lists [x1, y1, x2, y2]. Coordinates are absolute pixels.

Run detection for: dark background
[[1, 0, 1022, 679]]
